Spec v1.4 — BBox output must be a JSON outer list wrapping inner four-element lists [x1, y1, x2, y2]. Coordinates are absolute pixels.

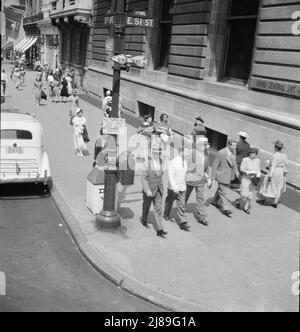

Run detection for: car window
[[1, 130, 33, 140]]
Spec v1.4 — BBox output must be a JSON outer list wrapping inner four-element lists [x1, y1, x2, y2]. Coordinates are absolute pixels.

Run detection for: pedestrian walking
[[9, 62, 14, 80], [1, 70, 8, 96], [47, 70, 54, 98], [164, 145, 190, 231], [19, 66, 25, 86], [258, 140, 288, 208], [141, 148, 168, 238], [137, 114, 156, 163], [235, 147, 261, 215], [70, 67, 75, 88], [236, 131, 251, 171], [60, 77, 69, 102], [72, 108, 89, 157], [66, 75, 72, 96], [211, 139, 240, 218], [102, 90, 112, 117], [185, 136, 212, 226], [33, 76, 43, 107], [52, 75, 61, 103], [191, 116, 207, 141], [69, 89, 80, 124], [13, 67, 21, 91]]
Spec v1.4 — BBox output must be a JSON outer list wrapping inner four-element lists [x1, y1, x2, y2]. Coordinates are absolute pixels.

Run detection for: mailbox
[[86, 167, 105, 215]]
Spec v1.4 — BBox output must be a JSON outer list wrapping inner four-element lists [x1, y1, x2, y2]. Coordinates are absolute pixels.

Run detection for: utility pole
[[95, 0, 125, 231]]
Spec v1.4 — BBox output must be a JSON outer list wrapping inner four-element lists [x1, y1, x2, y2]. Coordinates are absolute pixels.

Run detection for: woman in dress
[[60, 77, 69, 103], [52, 74, 61, 103], [14, 67, 21, 91], [47, 70, 54, 98], [33, 76, 43, 107], [236, 147, 261, 214], [258, 140, 288, 208], [72, 108, 88, 157]]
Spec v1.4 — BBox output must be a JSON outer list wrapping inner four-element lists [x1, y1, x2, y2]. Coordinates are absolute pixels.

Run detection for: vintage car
[[0, 108, 53, 192]]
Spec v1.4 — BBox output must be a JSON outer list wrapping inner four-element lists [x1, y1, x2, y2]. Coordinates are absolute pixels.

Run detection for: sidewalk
[[3, 67, 299, 312]]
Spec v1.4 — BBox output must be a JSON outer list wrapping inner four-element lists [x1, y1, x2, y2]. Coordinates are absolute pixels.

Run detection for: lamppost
[[95, 0, 126, 231], [95, 1, 154, 231]]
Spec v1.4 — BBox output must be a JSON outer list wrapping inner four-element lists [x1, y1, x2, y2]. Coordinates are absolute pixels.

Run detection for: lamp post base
[[95, 210, 121, 231]]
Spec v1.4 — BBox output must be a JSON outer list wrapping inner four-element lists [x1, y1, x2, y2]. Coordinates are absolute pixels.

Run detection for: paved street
[[0, 184, 162, 312], [1, 65, 299, 312]]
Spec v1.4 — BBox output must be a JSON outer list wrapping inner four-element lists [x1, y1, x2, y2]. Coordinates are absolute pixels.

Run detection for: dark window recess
[[138, 102, 155, 121], [157, 0, 174, 69], [206, 128, 227, 151], [1, 130, 33, 140], [223, 0, 259, 82]]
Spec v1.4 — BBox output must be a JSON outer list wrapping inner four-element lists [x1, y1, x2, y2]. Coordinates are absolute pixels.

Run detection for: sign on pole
[[103, 118, 126, 135]]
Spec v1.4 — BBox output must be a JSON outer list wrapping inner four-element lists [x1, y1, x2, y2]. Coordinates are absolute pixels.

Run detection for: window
[[1, 130, 32, 140], [138, 102, 155, 121], [222, 0, 260, 83], [157, 0, 174, 69], [52, 1, 57, 10]]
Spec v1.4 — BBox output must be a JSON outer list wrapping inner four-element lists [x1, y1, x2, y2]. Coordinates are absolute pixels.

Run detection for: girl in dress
[[52, 74, 61, 103], [258, 140, 288, 208], [72, 108, 88, 157], [237, 148, 261, 214]]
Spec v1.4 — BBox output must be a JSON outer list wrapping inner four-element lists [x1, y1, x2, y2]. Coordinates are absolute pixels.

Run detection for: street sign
[[104, 13, 155, 28], [126, 16, 154, 27], [103, 118, 126, 135], [104, 15, 114, 26]]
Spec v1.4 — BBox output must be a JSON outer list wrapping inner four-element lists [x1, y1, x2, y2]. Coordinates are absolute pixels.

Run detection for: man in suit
[[141, 149, 167, 238], [211, 139, 239, 218], [185, 136, 212, 226]]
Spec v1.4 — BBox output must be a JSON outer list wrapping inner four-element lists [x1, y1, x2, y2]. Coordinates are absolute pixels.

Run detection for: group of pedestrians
[[137, 115, 289, 238]]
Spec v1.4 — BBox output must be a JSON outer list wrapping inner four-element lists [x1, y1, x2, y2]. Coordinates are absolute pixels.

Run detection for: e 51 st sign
[[126, 16, 154, 27]]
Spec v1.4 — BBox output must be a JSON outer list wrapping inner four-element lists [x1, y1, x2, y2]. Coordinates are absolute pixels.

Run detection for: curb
[[51, 183, 209, 312]]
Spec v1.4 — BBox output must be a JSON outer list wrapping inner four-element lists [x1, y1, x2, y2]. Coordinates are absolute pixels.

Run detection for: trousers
[[185, 182, 207, 220], [142, 191, 164, 231], [164, 189, 187, 225]]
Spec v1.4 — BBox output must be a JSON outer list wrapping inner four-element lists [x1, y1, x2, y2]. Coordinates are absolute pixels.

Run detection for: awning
[[20, 36, 38, 52], [14, 37, 29, 52]]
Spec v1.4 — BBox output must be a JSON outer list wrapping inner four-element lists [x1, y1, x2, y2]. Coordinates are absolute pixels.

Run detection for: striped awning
[[14, 37, 29, 52], [21, 36, 38, 52]]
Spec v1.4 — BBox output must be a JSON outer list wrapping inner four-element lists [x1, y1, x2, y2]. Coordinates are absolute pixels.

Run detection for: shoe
[[140, 217, 149, 228], [272, 203, 278, 209], [211, 201, 221, 209], [161, 230, 168, 235], [157, 230, 166, 238], [179, 223, 191, 231], [244, 209, 250, 215], [198, 218, 209, 226], [223, 210, 233, 218]]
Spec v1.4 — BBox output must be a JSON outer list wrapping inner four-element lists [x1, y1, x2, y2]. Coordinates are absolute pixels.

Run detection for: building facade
[[87, 0, 300, 189], [1, 0, 26, 59], [49, 0, 93, 87]]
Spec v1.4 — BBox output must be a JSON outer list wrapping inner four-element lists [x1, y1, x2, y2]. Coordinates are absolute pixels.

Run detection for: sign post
[[95, 2, 155, 231]]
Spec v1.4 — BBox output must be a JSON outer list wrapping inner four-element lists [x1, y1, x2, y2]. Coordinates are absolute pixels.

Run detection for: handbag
[[251, 176, 260, 187], [82, 125, 90, 143], [41, 89, 47, 100]]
